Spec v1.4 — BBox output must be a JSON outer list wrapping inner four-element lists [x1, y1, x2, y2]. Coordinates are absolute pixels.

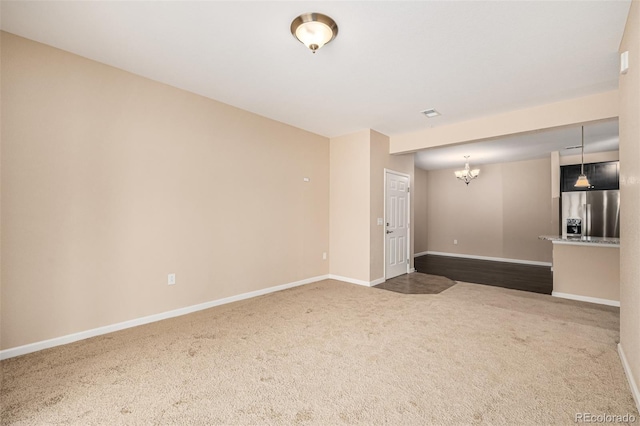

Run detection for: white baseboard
[[328, 274, 371, 287], [329, 270, 414, 287], [370, 277, 386, 286], [551, 291, 620, 307], [618, 343, 640, 414], [327, 275, 389, 287], [0, 274, 330, 361], [415, 251, 429, 257], [421, 251, 552, 267]]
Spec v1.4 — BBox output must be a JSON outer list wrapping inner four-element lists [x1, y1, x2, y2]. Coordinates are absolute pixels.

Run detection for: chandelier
[[455, 156, 480, 185]]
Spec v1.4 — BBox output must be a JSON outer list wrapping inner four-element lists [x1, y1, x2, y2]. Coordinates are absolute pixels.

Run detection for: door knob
[[386, 230, 394, 234]]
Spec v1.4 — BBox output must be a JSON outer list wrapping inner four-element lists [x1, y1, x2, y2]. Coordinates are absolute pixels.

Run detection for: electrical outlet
[[453, 239, 458, 245], [322, 252, 327, 260], [168, 273, 176, 285]]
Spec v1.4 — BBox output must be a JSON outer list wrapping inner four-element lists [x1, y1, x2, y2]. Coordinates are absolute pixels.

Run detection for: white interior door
[[385, 171, 409, 279]]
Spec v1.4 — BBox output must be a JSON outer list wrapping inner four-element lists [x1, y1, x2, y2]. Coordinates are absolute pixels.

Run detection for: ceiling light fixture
[[291, 13, 338, 53], [421, 108, 440, 118], [574, 126, 591, 188], [455, 156, 480, 185]]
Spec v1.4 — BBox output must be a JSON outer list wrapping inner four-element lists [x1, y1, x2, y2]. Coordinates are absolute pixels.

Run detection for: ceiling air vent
[[421, 108, 440, 118]]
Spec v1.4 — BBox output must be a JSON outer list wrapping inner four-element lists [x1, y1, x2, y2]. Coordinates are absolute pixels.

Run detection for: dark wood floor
[[414, 254, 553, 295]]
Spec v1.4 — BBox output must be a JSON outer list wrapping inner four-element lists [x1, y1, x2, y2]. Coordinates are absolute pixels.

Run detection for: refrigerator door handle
[[585, 203, 592, 236]]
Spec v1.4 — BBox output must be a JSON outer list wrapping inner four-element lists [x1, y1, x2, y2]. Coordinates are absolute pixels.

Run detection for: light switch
[[621, 51, 629, 75], [377, 218, 384, 226]]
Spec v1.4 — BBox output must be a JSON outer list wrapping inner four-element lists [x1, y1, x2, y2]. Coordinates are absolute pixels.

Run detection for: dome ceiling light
[[291, 13, 338, 53]]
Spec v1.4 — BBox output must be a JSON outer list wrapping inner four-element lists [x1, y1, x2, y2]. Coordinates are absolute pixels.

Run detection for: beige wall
[[502, 160, 552, 262], [551, 152, 561, 235], [1, 33, 330, 350], [390, 92, 619, 154], [619, 0, 640, 408], [329, 130, 371, 282], [414, 167, 428, 254], [0, 29, 3, 352], [426, 158, 552, 263], [552, 244, 620, 302], [330, 129, 415, 283]]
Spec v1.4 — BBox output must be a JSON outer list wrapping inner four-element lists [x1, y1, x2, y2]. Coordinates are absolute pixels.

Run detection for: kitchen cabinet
[[560, 161, 619, 192]]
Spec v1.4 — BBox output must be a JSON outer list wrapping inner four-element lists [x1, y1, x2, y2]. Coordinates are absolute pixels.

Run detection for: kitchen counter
[[538, 235, 620, 247], [539, 235, 620, 306]]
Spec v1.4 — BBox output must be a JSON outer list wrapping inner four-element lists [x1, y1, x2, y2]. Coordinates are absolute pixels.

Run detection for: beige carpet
[[1, 280, 637, 425]]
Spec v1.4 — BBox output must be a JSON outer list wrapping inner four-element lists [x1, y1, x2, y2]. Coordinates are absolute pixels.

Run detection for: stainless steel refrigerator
[[561, 190, 620, 238]]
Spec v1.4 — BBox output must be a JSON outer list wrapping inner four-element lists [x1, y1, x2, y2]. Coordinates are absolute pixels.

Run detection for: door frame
[[383, 168, 411, 280]]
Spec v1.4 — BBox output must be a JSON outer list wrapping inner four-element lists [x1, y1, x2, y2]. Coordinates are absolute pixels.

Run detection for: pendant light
[[574, 126, 591, 188]]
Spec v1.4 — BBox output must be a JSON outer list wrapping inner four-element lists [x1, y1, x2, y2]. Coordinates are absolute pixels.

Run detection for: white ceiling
[[0, 1, 631, 142], [415, 119, 619, 170]]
